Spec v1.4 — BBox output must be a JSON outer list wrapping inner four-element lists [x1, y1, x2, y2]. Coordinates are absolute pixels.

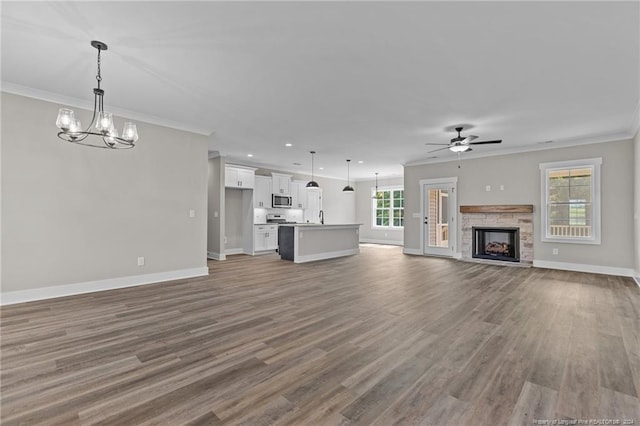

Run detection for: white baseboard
[[207, 251, 226, 261], [0, 267, 209, 306], [294, 249, 359, 263], [533, 260, 635, 277], [454, 252, 462, 259], [224, 248, 244, 255], [633, 274, 640, 288], [359, 238, 404, 246], [403, 248, 422, 255]]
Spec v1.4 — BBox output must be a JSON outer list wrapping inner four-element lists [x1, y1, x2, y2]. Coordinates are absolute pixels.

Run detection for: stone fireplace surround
[[460, 205, 534, 264]]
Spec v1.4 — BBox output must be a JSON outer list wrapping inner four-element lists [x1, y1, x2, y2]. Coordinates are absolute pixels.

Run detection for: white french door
[[421, 178, 457, 257]]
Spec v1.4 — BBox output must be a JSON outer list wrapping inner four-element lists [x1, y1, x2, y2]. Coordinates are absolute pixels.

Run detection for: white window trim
[[539, 157, 602, 245], [371, 185, 404, 230]]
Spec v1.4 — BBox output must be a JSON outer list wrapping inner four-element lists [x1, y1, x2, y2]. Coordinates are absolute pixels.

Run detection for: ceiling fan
[[425, 127, 502, 153]]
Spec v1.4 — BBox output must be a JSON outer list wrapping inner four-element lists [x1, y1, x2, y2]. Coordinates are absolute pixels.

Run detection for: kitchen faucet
[[319, 210, 324, 224]]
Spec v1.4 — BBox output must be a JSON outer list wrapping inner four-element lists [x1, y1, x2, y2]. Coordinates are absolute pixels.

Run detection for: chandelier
[[55, 41, 138, 149]]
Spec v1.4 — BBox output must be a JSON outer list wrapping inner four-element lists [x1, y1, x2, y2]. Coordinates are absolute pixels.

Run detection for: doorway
[[421, 178, 458, 257]]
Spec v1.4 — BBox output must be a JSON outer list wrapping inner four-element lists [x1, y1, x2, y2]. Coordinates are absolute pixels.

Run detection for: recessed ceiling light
[[285, 143, 292, 147], [358, 160, 364, 164], [293, 162, 301, 166], [319, 167, 324, 170], [247, 154, 253, 157]]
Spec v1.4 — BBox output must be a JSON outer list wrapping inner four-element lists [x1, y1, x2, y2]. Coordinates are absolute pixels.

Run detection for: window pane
[[549, 170, 570, 188], [569, 185, 591, 202], [544, 163, 597, 241], [549, 204, 569, 221], [382, 217, 389, 226], [549, 187, 569, 202]]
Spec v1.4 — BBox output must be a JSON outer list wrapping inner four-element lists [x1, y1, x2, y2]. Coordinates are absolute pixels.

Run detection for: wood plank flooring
[[1, 245, 639, 425]]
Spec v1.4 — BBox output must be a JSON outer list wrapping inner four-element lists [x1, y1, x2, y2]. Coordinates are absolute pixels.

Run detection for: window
[[540, 158, 601, 244], [373, 188, 404, 228]]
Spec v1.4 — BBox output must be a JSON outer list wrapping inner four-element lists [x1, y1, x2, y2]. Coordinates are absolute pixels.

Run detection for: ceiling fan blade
[[463, 135, 478, 143], [424, 143, 450, 146], [427, 146, 451, 153], [469, 140, 502, 145]]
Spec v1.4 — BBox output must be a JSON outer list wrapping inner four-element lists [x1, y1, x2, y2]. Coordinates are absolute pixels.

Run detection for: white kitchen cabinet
[[304, 188, 322, 223], [225, 165, 256, 189], [291, 180, 307, 209], [254, 224, 278, 252], [254, 176, 272, 208], [271, 173, 292, 195]]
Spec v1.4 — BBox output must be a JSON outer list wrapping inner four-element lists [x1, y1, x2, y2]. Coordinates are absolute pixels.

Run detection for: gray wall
[[404, 139, 634, 270], [1, 93, 208, 292], [635, 130, 640, 277], [355, 176, 404, 245], [207, 156, 225, 258]]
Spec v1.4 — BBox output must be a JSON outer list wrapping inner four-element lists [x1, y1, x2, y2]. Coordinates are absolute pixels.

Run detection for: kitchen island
[[278, 224, 361, 263]]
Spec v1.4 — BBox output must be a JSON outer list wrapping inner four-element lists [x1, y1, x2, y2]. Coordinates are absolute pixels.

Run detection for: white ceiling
[[2, 1, 639, 180]]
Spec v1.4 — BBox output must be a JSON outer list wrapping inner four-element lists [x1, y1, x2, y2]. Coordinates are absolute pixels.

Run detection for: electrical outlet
[[189, 209, 195, 218], [500, 185, 505, 191], [552, 248, 559, 255], [485, 185, 491, 192], [224, 236, 228, 244], [137, 256, 145, 266]]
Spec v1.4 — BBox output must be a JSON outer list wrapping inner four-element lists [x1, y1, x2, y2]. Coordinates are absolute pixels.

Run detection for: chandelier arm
[[83, 92, 99, 134], [57, 131, 134, 143]]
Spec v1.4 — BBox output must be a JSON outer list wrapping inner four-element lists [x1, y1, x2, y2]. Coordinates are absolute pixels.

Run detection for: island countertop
[[278, 224, 361, 263]]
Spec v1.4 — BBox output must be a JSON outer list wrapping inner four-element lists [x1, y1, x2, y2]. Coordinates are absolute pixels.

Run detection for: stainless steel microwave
[[272, 194, 292, 208]]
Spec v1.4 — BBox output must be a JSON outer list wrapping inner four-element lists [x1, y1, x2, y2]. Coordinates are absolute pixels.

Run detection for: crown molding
[[629, 101, 640, 138], [2, 82, 213, 137]]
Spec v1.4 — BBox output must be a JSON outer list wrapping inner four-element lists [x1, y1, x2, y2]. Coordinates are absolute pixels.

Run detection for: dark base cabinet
[[278, 226, 294, 261]]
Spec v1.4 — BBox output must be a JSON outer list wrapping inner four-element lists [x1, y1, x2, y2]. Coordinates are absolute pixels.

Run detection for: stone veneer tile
[[461, 211, 534, 263]]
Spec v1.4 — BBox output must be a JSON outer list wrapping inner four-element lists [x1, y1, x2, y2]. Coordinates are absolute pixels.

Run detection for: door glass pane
[[428, 188, 449, 248]]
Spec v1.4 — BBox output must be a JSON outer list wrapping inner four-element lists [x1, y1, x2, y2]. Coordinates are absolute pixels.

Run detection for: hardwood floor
[[1, 245, 639, 425]]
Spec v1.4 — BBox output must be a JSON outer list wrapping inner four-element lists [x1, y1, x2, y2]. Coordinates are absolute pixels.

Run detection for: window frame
[[371, 186, 404, 229], [539, 157, 602, 245]]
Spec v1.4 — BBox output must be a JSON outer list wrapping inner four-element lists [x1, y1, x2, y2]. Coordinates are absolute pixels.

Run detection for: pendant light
[[372, 172, 380, 199], [342, 159, 354, 192], [55, 41, 139, 149], [306, 151, 319, 188]]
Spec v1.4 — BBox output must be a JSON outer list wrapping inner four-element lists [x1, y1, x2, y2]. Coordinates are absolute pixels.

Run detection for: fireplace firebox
[[472, 227, 520, 262]]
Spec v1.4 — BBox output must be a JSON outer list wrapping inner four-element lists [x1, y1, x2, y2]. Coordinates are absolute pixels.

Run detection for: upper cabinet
[[225, 165, 256, 189], [254, 176, 272, 208], [291, 180, 308, 209], [271, 173, 292, 195]]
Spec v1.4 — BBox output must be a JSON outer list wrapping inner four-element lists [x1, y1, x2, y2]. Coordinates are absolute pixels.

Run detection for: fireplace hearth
[[472, 227, 520, 262]]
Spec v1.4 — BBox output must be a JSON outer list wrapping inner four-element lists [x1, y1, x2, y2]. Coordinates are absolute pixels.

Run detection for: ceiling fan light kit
[[425, 126, 502, 154], [55, 40, 139, 149]]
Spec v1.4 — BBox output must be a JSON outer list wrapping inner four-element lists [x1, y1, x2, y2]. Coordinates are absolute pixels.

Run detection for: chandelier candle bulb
[[56, 108, 74, 130], [96, 111, 113, 133], [69, 119, 82, 139], [122, 122, 138, 142]]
